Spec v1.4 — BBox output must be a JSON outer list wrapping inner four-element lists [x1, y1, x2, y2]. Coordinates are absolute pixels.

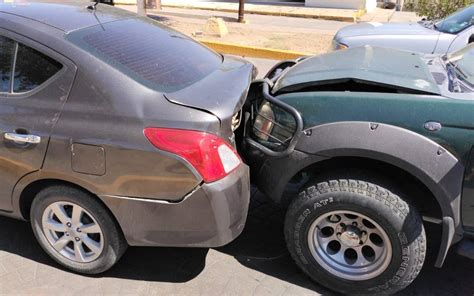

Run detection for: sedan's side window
[[13, 43, 62, 93], [0, 35, 62, 94], [0, 36, 15, 93]]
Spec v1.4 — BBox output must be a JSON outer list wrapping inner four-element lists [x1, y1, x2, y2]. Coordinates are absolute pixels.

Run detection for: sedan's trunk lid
[[165, 55, 255, 141]]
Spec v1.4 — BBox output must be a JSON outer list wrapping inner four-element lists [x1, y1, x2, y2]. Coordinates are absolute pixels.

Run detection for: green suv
[[240, 44, 474, 294]]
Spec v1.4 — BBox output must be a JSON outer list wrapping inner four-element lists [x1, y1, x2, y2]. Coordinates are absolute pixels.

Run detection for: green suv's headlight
[[253, 100, 296, 150]]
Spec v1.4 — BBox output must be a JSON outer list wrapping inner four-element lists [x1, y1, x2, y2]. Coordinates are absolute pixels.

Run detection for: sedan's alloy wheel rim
[[41, 201, 104, 263], [307, 210, 392, 281]]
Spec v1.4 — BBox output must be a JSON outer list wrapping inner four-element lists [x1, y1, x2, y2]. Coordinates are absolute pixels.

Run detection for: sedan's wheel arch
[[15, 177, 109, 221]]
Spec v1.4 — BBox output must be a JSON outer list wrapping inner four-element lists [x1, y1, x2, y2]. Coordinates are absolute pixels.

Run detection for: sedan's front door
[[0, 31, 76, 212]]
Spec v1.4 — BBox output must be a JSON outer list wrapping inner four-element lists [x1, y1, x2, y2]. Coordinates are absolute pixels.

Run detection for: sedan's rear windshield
[[67, 18, 222, 93]]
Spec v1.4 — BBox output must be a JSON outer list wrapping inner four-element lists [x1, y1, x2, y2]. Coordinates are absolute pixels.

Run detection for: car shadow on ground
[[0, 214, 208, 283], [0, 190, 473, 295], [216, 189, 330, 294], [218, 190, 474, 296]]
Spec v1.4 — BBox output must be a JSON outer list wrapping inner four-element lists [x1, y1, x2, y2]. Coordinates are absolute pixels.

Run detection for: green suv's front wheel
[[284, 178, 426, 295]]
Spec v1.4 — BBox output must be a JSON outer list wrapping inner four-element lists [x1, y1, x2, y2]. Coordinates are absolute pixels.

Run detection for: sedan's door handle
[[4, 132, 41, 144]]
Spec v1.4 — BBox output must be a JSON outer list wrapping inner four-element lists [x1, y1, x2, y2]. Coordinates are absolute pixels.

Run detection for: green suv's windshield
[[446, 43, 474, 87], [435, 5, 474, 34]]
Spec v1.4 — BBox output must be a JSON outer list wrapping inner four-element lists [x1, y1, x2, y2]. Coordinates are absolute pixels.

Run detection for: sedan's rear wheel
[[31, 186, 127, 274], [41, 201, 105, 263]]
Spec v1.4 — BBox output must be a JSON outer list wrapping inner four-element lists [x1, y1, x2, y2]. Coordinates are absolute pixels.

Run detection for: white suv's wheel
[[31, 186, 127, 274]]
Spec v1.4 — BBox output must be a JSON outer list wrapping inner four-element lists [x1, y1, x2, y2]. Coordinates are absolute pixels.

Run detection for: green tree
[[415, 0, 473, 19]]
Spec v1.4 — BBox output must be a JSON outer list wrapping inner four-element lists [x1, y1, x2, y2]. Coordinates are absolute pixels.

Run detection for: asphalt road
[[245, 57, 278, 78]]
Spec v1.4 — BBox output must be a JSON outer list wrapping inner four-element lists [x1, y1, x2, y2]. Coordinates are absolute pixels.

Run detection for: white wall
[[306, 0, 377, 11]]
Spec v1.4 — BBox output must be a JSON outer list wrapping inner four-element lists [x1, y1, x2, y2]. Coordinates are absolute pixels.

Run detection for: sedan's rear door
[[0, 30, 76, 211]]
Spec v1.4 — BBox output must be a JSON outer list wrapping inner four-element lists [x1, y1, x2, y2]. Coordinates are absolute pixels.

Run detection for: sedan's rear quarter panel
[[41, 66, 224, 201]]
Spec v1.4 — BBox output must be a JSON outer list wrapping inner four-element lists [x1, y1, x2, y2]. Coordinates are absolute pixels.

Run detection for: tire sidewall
[[31, 187, 124, 274], [285, 181, 423, 294]]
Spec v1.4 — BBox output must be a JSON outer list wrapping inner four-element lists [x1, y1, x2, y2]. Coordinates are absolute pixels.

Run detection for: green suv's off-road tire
[[284, 178, 426, 295]]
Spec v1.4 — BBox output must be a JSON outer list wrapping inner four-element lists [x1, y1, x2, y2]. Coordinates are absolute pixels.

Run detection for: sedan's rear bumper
[[99, 164, 250, 247]]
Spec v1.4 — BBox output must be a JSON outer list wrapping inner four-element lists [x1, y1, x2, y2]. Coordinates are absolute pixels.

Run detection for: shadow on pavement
[[216, 189, 331, 294], [0, 215, 208, 283], [0, 190, 473, 295], [401, 223, 474, 295], [217, 190, 474, 296]]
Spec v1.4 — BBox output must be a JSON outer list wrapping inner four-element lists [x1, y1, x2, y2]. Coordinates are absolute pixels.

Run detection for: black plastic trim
[[435, 216, 455, 267]]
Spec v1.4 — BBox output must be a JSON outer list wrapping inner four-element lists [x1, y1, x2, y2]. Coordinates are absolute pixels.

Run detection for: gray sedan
[[0, 1, 252, 274], [333, 5, 474, 54]]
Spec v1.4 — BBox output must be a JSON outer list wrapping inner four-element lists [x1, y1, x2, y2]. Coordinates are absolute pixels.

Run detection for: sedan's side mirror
[[469, 34, 474, 44]]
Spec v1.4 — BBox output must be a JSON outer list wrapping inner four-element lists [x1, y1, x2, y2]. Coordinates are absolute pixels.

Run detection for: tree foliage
[[413, 0, 473, 20]]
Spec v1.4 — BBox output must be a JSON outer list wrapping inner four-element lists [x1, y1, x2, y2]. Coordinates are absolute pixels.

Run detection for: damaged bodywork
[[240, 45, 474, 295]]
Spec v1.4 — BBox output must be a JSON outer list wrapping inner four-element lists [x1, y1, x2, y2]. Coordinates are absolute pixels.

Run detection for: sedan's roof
[[0, 1, 135, 33], [273, 46, 441, 95]]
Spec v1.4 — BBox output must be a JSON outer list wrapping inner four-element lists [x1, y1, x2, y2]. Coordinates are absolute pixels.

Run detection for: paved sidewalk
[[158, 0, 362, 22], [359, 7, 395, 22], [389, 11, 421, 22], [118, 5, 421, 56], [118, 5, 347, 54]]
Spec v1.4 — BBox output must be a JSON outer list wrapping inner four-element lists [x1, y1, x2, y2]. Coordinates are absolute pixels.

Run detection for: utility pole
[[146, 0, 161, 10], [137, 0, 146, 16], [395, 0, 404, 11], [238, 0, 245, 23]]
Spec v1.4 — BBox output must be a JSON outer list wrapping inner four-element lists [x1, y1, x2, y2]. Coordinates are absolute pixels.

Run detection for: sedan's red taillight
[[144, 128, 241, 183]]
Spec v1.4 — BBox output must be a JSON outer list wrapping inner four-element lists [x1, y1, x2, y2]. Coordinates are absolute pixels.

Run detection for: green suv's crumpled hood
[[273, 46, 441, 95]]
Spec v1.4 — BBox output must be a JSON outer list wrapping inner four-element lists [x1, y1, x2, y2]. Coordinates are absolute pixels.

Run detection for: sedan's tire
[[285, 178, 426, 295], [31, 186, 127, 274]]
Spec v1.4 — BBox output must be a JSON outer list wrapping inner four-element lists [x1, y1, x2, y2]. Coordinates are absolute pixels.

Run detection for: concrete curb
[[160, 3, 362, 22], [198, 39, 312, 60]]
